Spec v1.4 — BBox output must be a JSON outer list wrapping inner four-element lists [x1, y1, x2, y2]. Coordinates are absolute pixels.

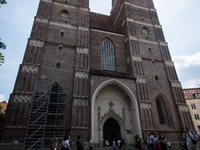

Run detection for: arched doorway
[[103, 118, 120, 146]]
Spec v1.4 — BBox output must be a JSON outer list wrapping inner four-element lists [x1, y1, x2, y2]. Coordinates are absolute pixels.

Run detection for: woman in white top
[[62, 136, 70, 150]]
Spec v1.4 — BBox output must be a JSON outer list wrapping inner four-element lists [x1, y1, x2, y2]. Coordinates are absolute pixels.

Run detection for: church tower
[[0, 0, 194, 149]]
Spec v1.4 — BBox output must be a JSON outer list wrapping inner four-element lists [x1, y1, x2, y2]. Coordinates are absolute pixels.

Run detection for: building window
[[191, 103, 196, 109], [143, 27, 148, 35], [194, 114, 200, 120], [101, 39, 115, 71], [62, 10, 68, 17], [56, 63, 60, 69]]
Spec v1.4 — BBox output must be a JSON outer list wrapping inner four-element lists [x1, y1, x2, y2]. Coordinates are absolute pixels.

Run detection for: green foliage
[[0, 41, 6, 49], [0, 41, 6, 66], [0, 0, 7, 5], [0, 103, 5, 127]]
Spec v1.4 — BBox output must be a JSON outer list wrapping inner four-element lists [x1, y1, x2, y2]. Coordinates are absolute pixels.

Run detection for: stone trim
[[91, 29, 125, 37], [124, 2, 156, 12], [22, 65, 38, 73], [160, 42, 168, 46], [140, 103, 151, 109], [127, 36, 159, 45], [80, 7, 89, 12], [138, 38, 158, 45], [78, 26, 89, 31], [136, 77, 147, 84], [53, 2, 89, 12], [77, 47, 89, 54], [49, 21, 77, 29], [165, 61, 174, 67], [179, 105, 189, 112], [41, 0, 52, 3], [53, 2, 77, 9], [14, 95, 32, 103], [73, 99, 88, 106], [126, 18, 162, 29], [36, 18, 48, 24], [171, 81, 182, 88], [113, 3, 124, 26], [29, 39, 44, 47], [132, 55, 142, 62], [75, 71, 89, 79]]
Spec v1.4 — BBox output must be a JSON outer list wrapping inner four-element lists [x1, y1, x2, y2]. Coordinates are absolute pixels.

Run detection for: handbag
[[186, 132, 197, 145]]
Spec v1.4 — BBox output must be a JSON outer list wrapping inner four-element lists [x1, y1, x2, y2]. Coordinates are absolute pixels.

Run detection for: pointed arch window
[[101, 39, 115, 71]]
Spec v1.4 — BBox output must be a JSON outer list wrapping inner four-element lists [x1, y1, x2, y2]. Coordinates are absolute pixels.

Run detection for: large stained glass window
[[101, 40, 115, 71]]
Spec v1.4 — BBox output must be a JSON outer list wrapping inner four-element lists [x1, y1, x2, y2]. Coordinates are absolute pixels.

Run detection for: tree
[[0, 103, 5, 127], [0, 0, 7, 65], [0, 0, 7, 5], [0, 40, 6, 66]]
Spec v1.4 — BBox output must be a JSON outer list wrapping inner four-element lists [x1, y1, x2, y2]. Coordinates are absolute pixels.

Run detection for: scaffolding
[[24, 80, 68, 150]]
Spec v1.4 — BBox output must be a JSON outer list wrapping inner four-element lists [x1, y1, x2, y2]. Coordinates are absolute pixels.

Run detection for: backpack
[[69, 140, 73, 148], [78, 140, 84, 149]]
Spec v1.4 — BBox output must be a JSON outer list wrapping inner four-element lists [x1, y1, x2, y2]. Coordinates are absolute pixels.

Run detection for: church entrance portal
[[103, 118, 120, 146]]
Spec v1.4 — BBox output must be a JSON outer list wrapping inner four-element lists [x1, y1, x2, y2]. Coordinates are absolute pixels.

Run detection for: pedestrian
[[61, 136, 70, 150], [76, 135, 84, 150], [154, 135, 161, 150], [167, 142, 171, 150], [50, 140, 53, 150], [121, 139, 125, 150], [135, 135, 142, 150], [158, 133, 167, 150], [149, 132, 155, 150], [53, 138, 58, 150], [117, 137, 122, 150], [141, 139, 146, 150], [69, 135, 73, 150], [113, 138, 116, 150], [183, 125, 198, 150]]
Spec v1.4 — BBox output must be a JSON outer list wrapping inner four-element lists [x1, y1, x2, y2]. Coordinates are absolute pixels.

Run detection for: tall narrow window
[[191, 103, 196, 109], [156, 100, 165, 124], [195, 114, 200, 120], [143, 27, 148, 35], [101, 40, 115, 71], [56, 63, 60, 69]]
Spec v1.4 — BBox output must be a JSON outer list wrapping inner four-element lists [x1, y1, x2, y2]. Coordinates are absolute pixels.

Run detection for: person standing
[[53, 138, 58, 150], [158, 133, 167, 150], [183, 125, 198, 150], [112, 138, 116, 150], [76, 135, 84, 150], [154, 135, 161, 150], [61, 136, 70, 150], [149, 132, 155, 150], [135, 135, 142, 150], [117, 137, 122, 150]]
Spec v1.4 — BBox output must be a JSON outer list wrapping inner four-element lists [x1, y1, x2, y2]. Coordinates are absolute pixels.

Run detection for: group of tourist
[[112, 138, 125, 150], [134, 133, 170, 150], [50, 134, 84, 150]]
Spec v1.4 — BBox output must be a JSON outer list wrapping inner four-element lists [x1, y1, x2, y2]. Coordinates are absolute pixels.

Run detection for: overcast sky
[[0, 0, 200, 102]]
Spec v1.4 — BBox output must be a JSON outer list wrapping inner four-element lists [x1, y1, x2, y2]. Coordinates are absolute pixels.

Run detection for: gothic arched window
[[101, 40, 115, 71]]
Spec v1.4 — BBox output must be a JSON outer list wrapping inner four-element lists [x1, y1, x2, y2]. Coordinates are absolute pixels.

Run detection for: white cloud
[[0, 94, 6, 102], [173, 52, 200, 69], [181, 78, 200, 89]]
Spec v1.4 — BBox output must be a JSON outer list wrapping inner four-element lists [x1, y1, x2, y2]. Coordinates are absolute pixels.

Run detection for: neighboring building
[[0, 0, 194, 149], [183, 88, 200, 132], [0, 101, 7, 113]]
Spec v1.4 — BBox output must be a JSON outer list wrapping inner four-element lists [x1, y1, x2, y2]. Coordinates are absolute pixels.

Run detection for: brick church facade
[[0, 0, 194, 148]]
